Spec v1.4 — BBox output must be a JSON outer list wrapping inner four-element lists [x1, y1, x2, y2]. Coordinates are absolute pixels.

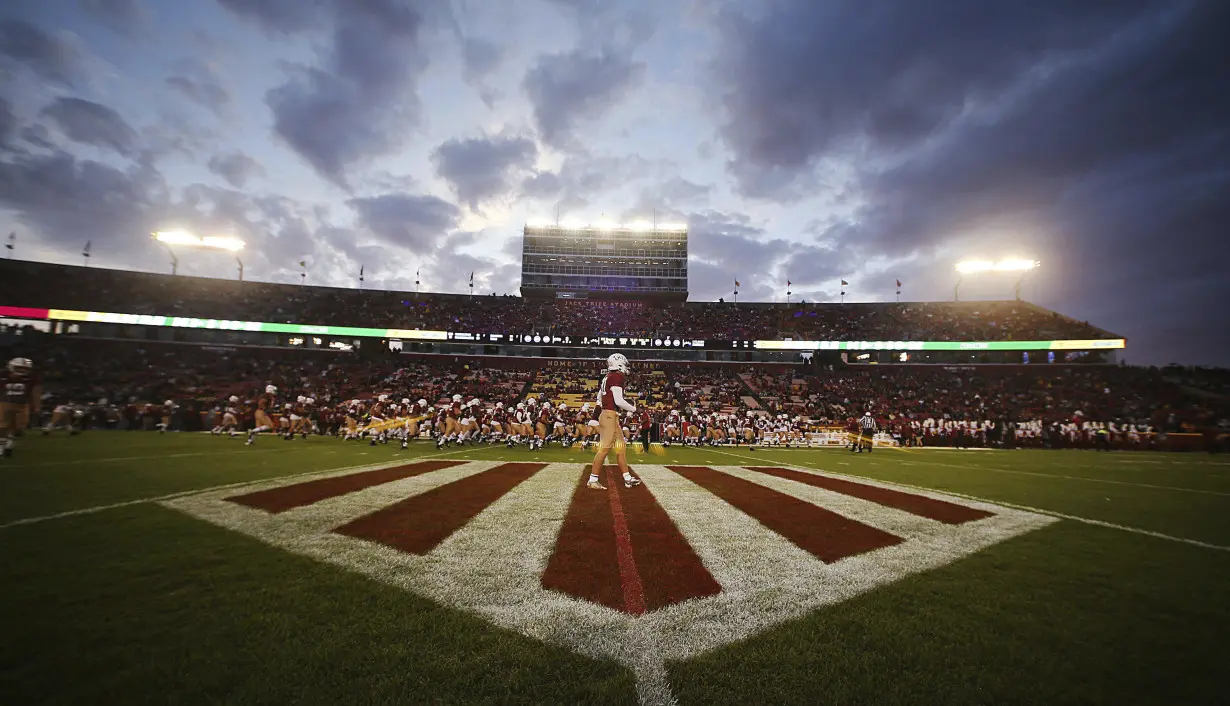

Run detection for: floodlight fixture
[[153, 230, 245, 252], [955, 258, 1038, 274], [953, 259, 1039, 300]]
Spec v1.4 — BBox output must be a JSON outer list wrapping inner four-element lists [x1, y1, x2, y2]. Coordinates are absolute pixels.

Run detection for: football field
[[2, 434, 1229, 705]]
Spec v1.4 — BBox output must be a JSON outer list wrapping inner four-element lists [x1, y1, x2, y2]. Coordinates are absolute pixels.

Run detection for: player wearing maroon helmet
[[588, 354, 641, 491]]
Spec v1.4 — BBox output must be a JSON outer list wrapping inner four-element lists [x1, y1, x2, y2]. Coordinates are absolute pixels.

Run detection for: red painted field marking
[[605, 467, 647, 616], [542, 467, 623, 610], [226, 460, 467, 514], [542, 466, 719, 614], [335, 462, 546, 555], [743, 466, 994, 524], [667, 466, 904, 563]]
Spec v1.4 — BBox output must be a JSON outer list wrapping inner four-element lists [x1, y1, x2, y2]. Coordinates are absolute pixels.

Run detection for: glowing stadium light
[[955, 259, 1038, 274], [153, 230, 245, 252], [525, 220, 689, 233], [953, 259, 1039, 301]]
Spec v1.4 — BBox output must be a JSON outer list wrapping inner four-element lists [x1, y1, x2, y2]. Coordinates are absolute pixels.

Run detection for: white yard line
[[0, 447, 474, 531], [706, 448, 1230, 552], [893, 457, 1230, 496], [1, 445, 317, 467]]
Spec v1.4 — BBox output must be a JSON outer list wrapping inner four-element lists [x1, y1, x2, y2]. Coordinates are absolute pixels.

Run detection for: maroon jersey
[[2, 372, 38, 405], [599, 371, 626, 411]]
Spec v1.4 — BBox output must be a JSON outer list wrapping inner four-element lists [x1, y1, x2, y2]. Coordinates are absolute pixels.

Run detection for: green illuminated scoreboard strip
[[0, 305, 1126, 352]]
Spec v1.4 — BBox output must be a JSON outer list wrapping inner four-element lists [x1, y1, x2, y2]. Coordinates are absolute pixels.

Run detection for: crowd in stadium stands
[[0, 260, 1113, 341], [4, 326, 1225, 450]]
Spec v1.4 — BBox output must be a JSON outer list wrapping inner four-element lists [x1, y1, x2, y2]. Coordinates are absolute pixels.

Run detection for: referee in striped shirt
[[857, 411, 877, 453]]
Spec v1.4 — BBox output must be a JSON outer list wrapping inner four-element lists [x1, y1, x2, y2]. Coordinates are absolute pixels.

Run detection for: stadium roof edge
[[0, 259, 1122, 337]]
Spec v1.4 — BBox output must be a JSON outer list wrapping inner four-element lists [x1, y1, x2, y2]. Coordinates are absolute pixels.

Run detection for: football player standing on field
[[1, 357, 40, 459], [588, 354, 643, 491]]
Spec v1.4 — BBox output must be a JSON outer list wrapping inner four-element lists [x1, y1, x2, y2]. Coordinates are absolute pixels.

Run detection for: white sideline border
[[708, 448, 1230, 553], [0, 447, 473, 531]]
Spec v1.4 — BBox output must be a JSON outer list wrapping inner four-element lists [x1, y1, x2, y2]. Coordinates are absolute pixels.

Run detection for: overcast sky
[[1, 0, 1227, 365]]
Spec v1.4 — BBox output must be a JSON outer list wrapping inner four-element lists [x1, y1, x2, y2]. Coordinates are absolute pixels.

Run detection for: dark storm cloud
[[431, 134, 537, 211], [0, 97, 16, 148], [20, 124, 57, 150], [347, 193, 460, 253], [713, 0, 1160, 198], [658, 177, 711, 207], [520, 153, 664, 215], [460, 37, 503, 108], [684, 210, 853, 302], [165, 74, 231, 116], [40, 97, 139, 157], [0, 18, 85, 86], [520, 171, 562, 200], [461, 37, 502, 81], [79, 0, 148, 36], [523, 47, 645, 148], [260, 0, 434, 187], [712, 0, 1230, 363], [0, 148, 156, 254], [207, 151, 264, 188], [216, 0, 331, 34]]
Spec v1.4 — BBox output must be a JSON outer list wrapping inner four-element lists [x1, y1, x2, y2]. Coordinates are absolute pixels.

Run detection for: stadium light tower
[[152, 230, 245, 276], [953, 259, 1038, 301]]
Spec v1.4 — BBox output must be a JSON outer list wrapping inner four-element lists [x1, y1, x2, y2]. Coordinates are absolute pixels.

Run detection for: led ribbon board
[[754, 338, 1126, 351], [0, 306, 448, 341], [0, 306, 1125, 351]]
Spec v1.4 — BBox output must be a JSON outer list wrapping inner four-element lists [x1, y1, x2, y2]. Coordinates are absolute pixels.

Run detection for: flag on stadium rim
[[5, 232, 13, 252], [896, 279, 902, 288], [734, 279, 740, 287], [298, 260, 306, 267], [83, 241, 91, 257]]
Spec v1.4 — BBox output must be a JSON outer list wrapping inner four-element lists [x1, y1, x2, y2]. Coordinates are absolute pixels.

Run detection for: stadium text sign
[[0, 305, 1125, 352], [166, 460, 1055, 705]]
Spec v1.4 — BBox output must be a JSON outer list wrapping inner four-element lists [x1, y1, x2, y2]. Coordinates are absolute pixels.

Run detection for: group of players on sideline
[[7, 353, 1227, 461]]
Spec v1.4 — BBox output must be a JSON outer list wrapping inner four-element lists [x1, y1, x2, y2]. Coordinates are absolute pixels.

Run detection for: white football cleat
[[586, 480, 607, 491], [623, 476, 642, 488]]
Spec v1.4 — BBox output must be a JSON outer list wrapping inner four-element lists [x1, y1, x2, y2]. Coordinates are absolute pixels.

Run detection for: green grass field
[[2, 433, 1229, 705]]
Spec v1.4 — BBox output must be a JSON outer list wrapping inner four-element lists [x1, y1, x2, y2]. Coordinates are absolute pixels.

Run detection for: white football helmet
[[401, 398, 410, 405], [265, 385, 277, 395], [7, 357, 32, 374], [417, 399, 427, 407], [516, 403, 525, 410], [452, 394, 463, 403], [164, 400, 173, 407], [527, 397, 537, 405], [606, 353, 630, 373], [297, 395, 306, 403], [229, 395, 239, 403], [305, 398, 314, 405], [378, 394, 388, 402]]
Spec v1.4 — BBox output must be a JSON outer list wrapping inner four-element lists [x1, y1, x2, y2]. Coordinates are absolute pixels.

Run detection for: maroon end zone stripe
[[604, 467, 647, 615], [226, 460, 467, 513], [541, 467, 624, 612], [743, 467, 993, 524], [667, 466, 904, 563], [335, 462, 546, 555], [610, 468, 722, 612]]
